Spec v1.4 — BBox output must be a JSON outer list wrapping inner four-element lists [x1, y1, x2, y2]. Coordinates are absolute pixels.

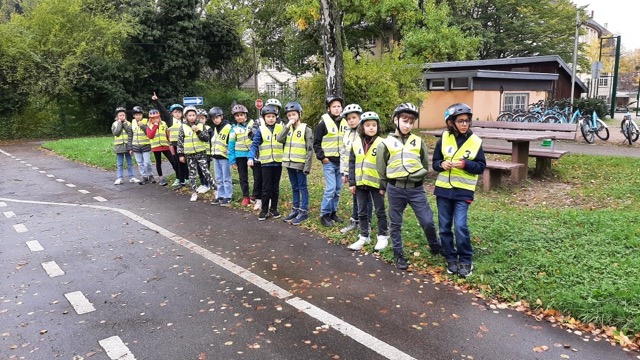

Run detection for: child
[[432, 103, 486, 278], [347, 112, 388, 251], [145, 108, 176, 186], [276, 101, 313, 225], [209, 106, 233, 206], [129, 106, 154, 185], [196, 109, 213, 194], [228, 104, 255, 206], [164, 103, 189, 189], [111, 107, 136, 184], [313, 95, 347, 227], [177, 106, 214, 202], [248, 105, 284, 221], [376, 103, 442, 270]]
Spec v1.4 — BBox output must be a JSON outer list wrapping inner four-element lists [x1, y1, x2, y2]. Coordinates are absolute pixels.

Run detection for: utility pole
[[252, 35, 259, 101], [609, 35, 621, 118], [570, 11, 580, 108]]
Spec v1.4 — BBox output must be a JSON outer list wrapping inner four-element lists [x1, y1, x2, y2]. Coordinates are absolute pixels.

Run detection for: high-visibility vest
[[233, 120, 254, 152], [168, 119, 182, 144], [204, 125, 212, 156], [258, 123, 284, 163], [435, 131, 482, 191], [113, 121, 130, 146], [384, 134, 423, 179], [212, 124, 232, 158], [131, 118, 150, 147], [320, 114, 347, 157], [283, 123, 307, 163], [149, 121, 169, 148], [181, 123, 207, 155], [352, 136, 384, 188], [341, 127, 357, 172]]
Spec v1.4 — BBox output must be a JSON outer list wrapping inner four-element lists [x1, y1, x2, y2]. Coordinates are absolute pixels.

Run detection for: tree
[[319, 0, 343, 98]]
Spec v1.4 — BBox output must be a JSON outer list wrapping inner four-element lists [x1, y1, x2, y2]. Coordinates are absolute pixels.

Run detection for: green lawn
[[42, 136, 640, 336]]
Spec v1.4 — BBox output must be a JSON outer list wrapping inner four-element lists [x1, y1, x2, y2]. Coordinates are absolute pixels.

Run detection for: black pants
[[356, 187, 388, 237], [153, 150, 177, 177], [351, 192, 372, 221], [252, 161, 262, 200], [261, 165, 282, 212], [236, 157, 250, 197], [171, 145, 188, 183]]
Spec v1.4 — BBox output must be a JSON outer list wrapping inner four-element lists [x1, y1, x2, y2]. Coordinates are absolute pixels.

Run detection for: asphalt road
[[0, 142, 635, 360]]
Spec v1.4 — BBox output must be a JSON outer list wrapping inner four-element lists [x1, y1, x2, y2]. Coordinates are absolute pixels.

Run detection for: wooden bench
[[482, 145, 569, 176], [472, 121, 579, 143], [482, 160, 525, 191]]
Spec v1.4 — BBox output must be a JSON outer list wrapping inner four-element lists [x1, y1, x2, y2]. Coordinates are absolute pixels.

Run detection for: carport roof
[[423, 69, 559, 81]]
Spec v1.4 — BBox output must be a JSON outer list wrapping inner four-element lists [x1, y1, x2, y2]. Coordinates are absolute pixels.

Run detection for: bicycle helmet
[[208, 107, 223, 118], [265, 98, 282, 109], [231, 104, 248, 115], [114, 107, 126, 115], [183, 105, 197, 117], [132, 106, 144, 114], [196, 109, 208, 118], [342, 104, 363, 117], [393, 103, 419, 118], [148, 109, 160, 118], [444, 103, 472, 122], [261, 104, 279, 117], [284, 102, 302, 115], [325, 95, 344, 107], [169, 104, 184, 112], [359, 111, 380, 125]]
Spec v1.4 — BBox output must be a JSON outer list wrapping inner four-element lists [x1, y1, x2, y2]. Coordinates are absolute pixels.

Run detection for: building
[[577, 13, 613, 102]]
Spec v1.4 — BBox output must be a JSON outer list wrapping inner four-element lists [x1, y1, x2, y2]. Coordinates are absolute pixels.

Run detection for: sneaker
[[149, 175, 157, 184], [130, 177, 141, 183], [250, 196, 256, 204], [446, 261, 459, 275], [138, 176, 148, 185], [171, 179, 180, 187], [283, 209, 299, 222], [241, 197, 251, 207], [395, 255, 409, 270], [374, 235, 389, 251], [458, 263, 473, 278], [340, 218, 358, 234], [330, 212, 343, 223], [253, 199, 262, 211], [348, 235, 371, 251], [190, 193, 198, 202], [196, 185, 209, 194], [258, 211, 268, 221], [320, 214, 334, 227], [211, 197, 221, 205], [114, 178, 123, 185], [291, 210, 309, 225], [270, 210, 281, 219], [220, 198, 230, 207], [158, 178, 168, 186]]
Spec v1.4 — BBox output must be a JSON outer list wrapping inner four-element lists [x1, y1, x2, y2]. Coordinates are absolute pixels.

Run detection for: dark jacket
[[211, 120, 231, 160], [313, 114, 342, 164], [348, 134, 381, 188]]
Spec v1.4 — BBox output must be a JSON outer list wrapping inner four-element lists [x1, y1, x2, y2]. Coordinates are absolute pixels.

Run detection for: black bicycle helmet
[[325, 95, 344, 107], [393, 103, 419, 118], [132, 106, 144, 114], [444, 103, 473, 123], [261, 104, 279, 117], [208, 107, 223, 118], [284, 102, 303, 115]]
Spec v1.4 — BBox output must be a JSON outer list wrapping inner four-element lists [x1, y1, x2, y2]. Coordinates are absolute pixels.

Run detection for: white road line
[[64, 291, 95, 314], [46, 174, 55, 178], [93, 196, 107, 202], [65, 183, 77, 188], [78, 190, 90, 194], [32, 167, 39, 170], [20, 160, 26, 163], [287, 297, 416, 360], [25, 163, 32, 166], [0, 202, 6, 207], [15, 158, 21, 161], [39, 170, 46, 173], [13, 223, 28, 233], [41, 261, 65, 277], [26, 240, 44, 252], [3, 211, 15, 218], [0, 149, 11, 156], [55, 179, 65, 182], [99, 336, 137, 360]]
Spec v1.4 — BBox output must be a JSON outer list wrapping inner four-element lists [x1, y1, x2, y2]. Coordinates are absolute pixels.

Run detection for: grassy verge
[[42, 137, 640, 336]]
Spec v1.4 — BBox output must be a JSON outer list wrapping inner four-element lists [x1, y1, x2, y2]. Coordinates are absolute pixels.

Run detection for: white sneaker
[[348, 235, 371, 251], [130, 177, 141, 183], [196, 185, 208, 194], [190, 193, 198, 202], [374, 235, 389, 251], [253, 199, 262, 211], [114, 178, 123, 185]]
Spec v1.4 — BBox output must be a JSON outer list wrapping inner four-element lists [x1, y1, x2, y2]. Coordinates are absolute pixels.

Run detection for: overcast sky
[[572, 0, 639, 51]]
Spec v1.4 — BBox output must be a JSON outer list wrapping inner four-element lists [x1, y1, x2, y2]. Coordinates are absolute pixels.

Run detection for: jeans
[[133, 151, 153, 177], [356, 187, 387, 237], [287, 168, 309, 211], [116, 152, 134, 179], [214, 158, 233, 199], [436, 197, 473, 264], [320, 161, 342, 216]]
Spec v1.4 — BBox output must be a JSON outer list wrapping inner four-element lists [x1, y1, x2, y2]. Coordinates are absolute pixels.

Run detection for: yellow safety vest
[[212, 124, 232, 158], [435, 131, 482, 191], [258, 123, 284, 164], [131, 118, 150, 147], [384, 134, 424, 179], [168, 119, 182, 144], [352, 136, 384, 188], [148, 121, 169, 148], [181, 123, 207, 155], [204, 125, 212, 156], [320, 114, 347, 157], [233, 120, 254, 152], [341, 127, 357, 173], [283, 123, 307, 163], [113, 121, 130, 146]]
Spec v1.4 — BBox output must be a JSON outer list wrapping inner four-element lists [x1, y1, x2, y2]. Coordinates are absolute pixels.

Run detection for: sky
[[573, 0, 639, 51]]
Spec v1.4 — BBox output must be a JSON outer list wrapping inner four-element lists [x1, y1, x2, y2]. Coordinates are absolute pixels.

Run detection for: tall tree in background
[[319, 0, 343, 98]]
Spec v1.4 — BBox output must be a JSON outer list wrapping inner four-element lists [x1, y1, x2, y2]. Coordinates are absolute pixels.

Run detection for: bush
[[194, 81, 257, 120]]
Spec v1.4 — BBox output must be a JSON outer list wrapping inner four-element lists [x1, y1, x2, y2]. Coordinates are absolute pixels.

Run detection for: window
[[266, 83, 279, 97], [598, 77, 609, 87], [503, 93, 529, 112], [429, 79, 445, 90], [450, 78, 469, 89], [366, 38, 377, 47]]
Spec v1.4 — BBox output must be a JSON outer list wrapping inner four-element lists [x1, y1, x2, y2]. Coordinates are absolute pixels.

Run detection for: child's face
[[327, 101, 342, 117], [116, 113, 126, 121], [286, 111, 299, 123], [197, 116, 206, 124], [396, 114, 415, 134], [235, 113, 247, 123], [213, 115, 223, 125], [346, 113, 360, 128], [363, 120, 378, 137], [185, 111, 197, 123], [134, 113, 143, 121], [172, 109, 183, 119], [264, 113, 277, 125]]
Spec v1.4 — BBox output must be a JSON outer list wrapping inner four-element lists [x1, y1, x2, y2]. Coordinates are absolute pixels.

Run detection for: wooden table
[[421, 129, 554, 181]]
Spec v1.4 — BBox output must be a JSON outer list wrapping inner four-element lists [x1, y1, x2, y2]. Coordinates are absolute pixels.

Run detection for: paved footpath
[[0, 142, 636, 360]]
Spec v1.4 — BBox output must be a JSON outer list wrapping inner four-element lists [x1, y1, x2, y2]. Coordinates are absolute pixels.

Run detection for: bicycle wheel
[[580, 117, 594, 144], [522, 115, 539, 123], [496, 113, 513, 122], [631, 122, 640, 143], [622, 120, 633, 145], [594, 119, 609, 141], [543, 115, 561, 124]]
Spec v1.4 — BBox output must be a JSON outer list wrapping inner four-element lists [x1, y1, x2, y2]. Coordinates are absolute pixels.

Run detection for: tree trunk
[[319, 0, 344, 98]]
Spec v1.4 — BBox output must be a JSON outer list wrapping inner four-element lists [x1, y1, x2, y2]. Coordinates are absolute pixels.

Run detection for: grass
[[42, 136, 640, 335]]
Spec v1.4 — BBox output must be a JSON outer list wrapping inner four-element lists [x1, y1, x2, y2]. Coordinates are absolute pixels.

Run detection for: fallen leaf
[[197, 353, 206, 360], [224, 341, 233, 346], [533, 345, 549, 352], [479, 324, 489, 333], [560, 355, 570, 359], [39, 330, 48, 335]]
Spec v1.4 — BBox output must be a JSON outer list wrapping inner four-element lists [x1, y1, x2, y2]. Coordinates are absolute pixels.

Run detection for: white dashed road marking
[[65, 183, 77, 188], [41, 261, 65, 277], [93, 196, 107, 202], [32, 167, 39, 170], [26, 240, 44, 252], [20, 160, 26, 163], [64, 291, 96, 314], [99, 336, 137, 360], [25, 163, 32, 166], [0, 202, 6, 207], [55, 179, 65, 182], [3, 211, 15, 218], [78, 190, 90, 194], [39, 170, 46, 173], [47, 174, 55, 178], [13, 223, 28, 233]]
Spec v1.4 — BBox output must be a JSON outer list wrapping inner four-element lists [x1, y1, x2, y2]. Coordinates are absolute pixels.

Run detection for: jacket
[[276, 121, 314, 174], [376, 132, 430, 189]]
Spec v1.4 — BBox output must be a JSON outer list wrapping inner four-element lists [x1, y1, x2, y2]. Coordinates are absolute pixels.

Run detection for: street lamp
[[598, 35, 621, 118]]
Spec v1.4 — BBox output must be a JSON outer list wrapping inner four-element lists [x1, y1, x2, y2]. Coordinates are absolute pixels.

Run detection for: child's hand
[[441, 161, 452, 170], [247, 159, 254, 167], [322, 158, 330, 164], [179, 156, 185, 163], [349, 186, 356, 195], [151, 92, 158, 101], [452, 161, 464, 169], [231, 164, 237, 170], [343, 175, 348, 184], [287, 119, 295, 127], [379, 189, 385, 196], [191, 125, 198, 131]]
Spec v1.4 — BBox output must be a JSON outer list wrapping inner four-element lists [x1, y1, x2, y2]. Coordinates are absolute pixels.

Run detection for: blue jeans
[[133, 151, 153, 177], [214, 158, 233, 199], [116, 152, 134, 179], [320, 162, 342, 216], [287, 168, 309, 211], [436, 197, 472, 264]]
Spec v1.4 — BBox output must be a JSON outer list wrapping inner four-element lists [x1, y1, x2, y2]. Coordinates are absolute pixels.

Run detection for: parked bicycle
[[620, 112, 639, 145], [579, 110, 609, 144]]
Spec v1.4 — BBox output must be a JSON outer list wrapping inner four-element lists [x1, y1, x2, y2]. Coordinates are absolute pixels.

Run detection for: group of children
[[111, 96, 486, 277]]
